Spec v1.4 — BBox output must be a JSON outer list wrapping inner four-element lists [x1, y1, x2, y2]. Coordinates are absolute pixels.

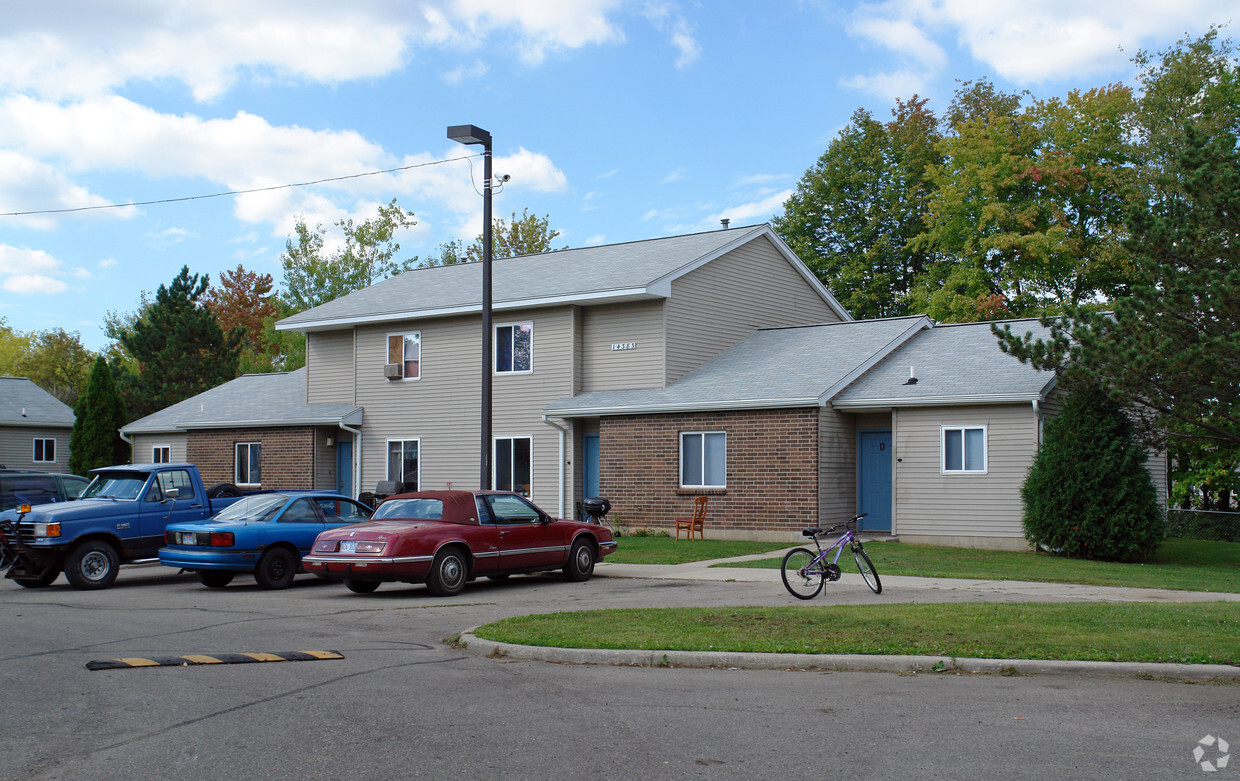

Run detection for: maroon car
[[303, 490, 617, 595]]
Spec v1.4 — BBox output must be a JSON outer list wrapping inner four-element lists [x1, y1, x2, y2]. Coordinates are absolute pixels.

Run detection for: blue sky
[[1, 1, 1234, 350]]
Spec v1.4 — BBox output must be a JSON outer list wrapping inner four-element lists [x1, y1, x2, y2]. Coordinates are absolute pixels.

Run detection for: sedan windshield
[[372, 498, 443, 520], [213, 494, 289, 523], [82, 474, 148, 500]]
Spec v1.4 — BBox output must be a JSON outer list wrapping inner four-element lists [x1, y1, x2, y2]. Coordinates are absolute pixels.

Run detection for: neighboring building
[[0, 377, 74, 472], [122, 224, 1165, 548]]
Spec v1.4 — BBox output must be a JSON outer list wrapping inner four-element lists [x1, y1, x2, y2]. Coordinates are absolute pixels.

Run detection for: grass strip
[[723, 538, 1240, 593], [607, 536, 789, 565], [474, 603, 1240, 665]]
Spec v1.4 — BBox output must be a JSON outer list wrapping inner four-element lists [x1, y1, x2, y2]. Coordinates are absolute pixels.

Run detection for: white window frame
[[941, 425, 988, 474], [33, 438, 56, 464], [493, 436, 532, 496], [494, 322, 533, 375], [387, 331, 422, 381], [152, 445, 171, 464], [386, 438, 420, 491], [680, 431, 727, 489], [235, 442, 261, 486]]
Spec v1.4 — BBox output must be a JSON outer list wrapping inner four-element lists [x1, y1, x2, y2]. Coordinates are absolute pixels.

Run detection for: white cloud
[[442, 60, 489, 85], [451, 0, 627, 65], [2, 274, 68, 295], [0, 149, 128, 229], [98, 258, 119, 269], [708, 189, 793, 226], [0, 244, 60, 275], [643, 2, 701, 67], [584, 234, 607, 245], [661, 168, 687, 184]]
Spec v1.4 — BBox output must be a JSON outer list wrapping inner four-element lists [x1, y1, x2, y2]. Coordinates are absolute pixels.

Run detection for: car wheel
[[344, 579, 380, 594], [197, 571, 235, 588], [13, 570, 59, 588], [64, 540, 120, 590], [426, 547, 467, 596], [254, 548, 297, 590], [563, 538, 596, 582]]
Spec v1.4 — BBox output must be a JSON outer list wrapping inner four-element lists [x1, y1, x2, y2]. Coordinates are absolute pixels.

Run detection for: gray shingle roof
[[0, 377, 74, 427], [122, 368, 362, 434], [277, 224, 848, 331], [543, 317, 930, 417], [832, 319, 1056, 408]]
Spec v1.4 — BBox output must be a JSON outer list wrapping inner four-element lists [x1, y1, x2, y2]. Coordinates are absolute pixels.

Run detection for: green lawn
[[473, 602, 1240, 665], [727, 538, 1240, 593], [606, 536, 789, 565]]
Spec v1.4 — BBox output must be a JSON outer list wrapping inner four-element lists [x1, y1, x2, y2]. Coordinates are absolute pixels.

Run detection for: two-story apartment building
[[121, 224, 1165, 547]]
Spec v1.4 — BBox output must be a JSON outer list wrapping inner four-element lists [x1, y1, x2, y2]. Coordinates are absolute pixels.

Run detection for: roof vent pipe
[[720, 219, 729, 229], [904, 367, 918, 385]]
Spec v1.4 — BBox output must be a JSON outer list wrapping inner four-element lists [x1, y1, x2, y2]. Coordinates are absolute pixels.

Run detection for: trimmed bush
[[1022, 384, 1163, 561]]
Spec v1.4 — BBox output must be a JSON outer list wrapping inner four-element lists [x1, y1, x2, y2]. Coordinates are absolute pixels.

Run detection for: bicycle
[[780, 513, 882, 598]]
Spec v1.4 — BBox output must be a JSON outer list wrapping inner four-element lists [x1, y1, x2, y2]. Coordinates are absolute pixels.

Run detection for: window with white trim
[[942, 426, 987, 473], [387, 332, 421, 380], [235, 442, 261, 485], [152, 445, 171, 464], [494, 437, 531, 496], [33, 438, 56, 464], [680, 431, 726, 488], [386, 439, 419, 491], [495, 322, 532, 374]]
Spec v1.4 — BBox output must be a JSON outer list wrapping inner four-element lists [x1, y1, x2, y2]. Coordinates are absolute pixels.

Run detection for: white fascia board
[[5, 419, 73, 428], [818, 316, 934, 403], [832, 393, 1043, 409], [546, 396, 823, 418], [123, 409, 363, 433], [276, 288, 660, 332]]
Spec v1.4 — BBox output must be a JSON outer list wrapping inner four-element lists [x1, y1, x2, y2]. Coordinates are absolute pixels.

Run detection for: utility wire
[[0, 153, 481, 218]]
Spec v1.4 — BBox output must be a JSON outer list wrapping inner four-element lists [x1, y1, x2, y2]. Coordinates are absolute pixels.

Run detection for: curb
[[458, 631, 1240, 681]]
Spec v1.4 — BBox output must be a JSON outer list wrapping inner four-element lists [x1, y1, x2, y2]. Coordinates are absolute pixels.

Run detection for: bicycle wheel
[[781, 548, 824, 599], [852, 545, 882, 594]]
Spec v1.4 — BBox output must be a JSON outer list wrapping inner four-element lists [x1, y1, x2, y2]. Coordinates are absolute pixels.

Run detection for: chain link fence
[[1166, 509, 1240, 542]]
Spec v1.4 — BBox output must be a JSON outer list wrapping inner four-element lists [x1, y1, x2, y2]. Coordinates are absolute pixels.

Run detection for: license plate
[[339, 541, 358, 553], [179, 532, 197, 545]]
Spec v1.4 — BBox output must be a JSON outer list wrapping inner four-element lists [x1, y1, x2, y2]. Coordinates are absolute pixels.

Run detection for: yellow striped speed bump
[[86, 650, 344, 670]]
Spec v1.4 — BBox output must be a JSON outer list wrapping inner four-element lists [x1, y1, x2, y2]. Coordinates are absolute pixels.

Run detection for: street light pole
[[447, 124, 494, 490]]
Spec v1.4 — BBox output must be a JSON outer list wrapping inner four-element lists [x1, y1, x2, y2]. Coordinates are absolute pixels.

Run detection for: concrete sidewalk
[[457, 549, 1240, 679]]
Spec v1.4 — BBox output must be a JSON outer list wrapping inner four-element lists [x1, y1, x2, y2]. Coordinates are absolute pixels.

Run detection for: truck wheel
[[64, 541, 120, 590], [14, 570, 59, 588]]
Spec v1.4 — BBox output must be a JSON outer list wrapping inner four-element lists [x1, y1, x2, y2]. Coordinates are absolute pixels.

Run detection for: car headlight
[[34, 522, 60, 538]]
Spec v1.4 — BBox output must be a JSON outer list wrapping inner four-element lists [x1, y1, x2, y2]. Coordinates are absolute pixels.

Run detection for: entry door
[[336, 439, 353, 498], [583, 435, 599, 499], [857, 430, 892, 532]]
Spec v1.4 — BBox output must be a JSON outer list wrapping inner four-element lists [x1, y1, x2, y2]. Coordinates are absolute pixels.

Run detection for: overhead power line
[[0, 153, 480, 218]]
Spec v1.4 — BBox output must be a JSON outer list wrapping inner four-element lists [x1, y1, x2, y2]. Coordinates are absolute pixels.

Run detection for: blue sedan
[[159, 492, 373, 589]]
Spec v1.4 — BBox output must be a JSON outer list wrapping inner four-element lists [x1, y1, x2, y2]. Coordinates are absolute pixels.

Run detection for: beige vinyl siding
[[313, 427, 339, 491], [666, 235, 844, 383], [352, 307, 575, 513], [306, 330, 356, 404], [580, 299, 666, 391], [893, 404, 1037, 543], [0, 426, 72, 471], [818, 408, 856, 525], [132, 434, 187, 464]]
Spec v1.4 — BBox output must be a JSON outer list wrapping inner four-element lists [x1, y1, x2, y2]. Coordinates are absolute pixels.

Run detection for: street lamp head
[[447, 124, 492, 147]]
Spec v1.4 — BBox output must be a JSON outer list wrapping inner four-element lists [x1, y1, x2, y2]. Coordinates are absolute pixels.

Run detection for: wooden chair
[[675, 496, 708, 540]]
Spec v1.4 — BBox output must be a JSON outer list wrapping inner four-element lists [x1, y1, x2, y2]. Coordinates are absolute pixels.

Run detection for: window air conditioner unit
[[383, 363, 403, 379]]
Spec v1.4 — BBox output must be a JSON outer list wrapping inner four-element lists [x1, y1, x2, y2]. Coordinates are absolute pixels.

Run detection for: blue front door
[[336, 439, 353, 498], [583, 435, 599, 499], [857, 430, 892, 532]]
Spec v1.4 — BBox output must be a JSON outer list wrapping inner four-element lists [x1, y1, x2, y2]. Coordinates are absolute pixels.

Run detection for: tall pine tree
[[70, 356, 130, 474]]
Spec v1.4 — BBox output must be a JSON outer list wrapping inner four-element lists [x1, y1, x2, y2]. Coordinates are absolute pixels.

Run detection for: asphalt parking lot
[[1, 562, 1236, 780]]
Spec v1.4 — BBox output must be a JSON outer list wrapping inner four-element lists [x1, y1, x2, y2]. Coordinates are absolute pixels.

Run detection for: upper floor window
[[236, 442, 261, 485], [495, 322, 532, 374], [387, 332, 421, 380], [33, 438, 56, 464], [681, 431, 726, 488], [152, 445, 171, 464], [942, 426, 987, 473]]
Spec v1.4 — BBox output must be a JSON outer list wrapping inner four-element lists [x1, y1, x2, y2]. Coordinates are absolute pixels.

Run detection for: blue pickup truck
[[0, 463, 249, 590]]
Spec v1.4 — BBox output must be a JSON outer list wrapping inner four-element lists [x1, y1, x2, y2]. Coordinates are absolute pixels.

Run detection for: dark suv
[[0, 470, 91, 512]]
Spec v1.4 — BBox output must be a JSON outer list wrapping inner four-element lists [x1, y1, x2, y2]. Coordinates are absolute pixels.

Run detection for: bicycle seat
[[801, 527, 823, 537]]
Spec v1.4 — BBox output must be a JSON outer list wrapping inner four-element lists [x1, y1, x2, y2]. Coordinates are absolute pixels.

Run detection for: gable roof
[[121, 368, 362, 435], [0, 377, 74, 427], [277, 224, 849, 332], [832, 318, 1057, 408], [543, 317, 930, 417]]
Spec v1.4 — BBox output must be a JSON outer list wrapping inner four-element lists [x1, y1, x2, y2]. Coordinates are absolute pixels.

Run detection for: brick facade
[[599, 408, 819, 539], [187, 427, 317, 490]]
